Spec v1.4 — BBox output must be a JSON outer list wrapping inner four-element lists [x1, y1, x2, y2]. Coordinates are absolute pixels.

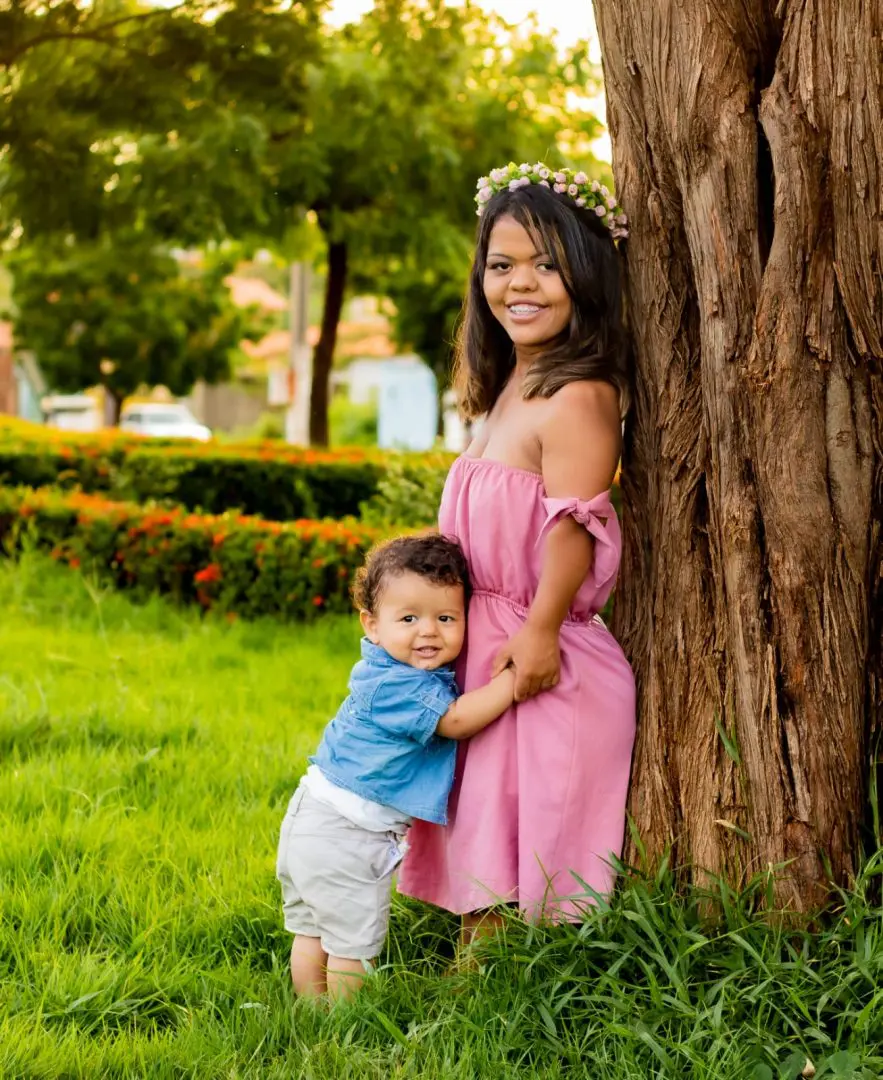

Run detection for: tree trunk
[[103, 385, 123, 427], [309, 240, 348, 447], [594, 0, 882, 910]]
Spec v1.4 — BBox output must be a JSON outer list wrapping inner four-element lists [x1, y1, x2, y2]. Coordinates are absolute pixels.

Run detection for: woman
[[398, 164, 636, 933]]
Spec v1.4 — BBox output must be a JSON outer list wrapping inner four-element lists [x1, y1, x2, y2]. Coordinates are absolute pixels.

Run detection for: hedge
[[0, 418, 454, 522], [0, 486, 390, 621]]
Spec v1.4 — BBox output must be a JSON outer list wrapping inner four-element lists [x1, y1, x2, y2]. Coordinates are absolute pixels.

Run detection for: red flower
[[69, 557, 80, 570], [194, 563, 222, 585], [312, 596, 324, 607]]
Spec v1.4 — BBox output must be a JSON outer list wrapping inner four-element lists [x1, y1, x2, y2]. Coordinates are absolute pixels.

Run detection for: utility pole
[[285, 260, 312, 445]]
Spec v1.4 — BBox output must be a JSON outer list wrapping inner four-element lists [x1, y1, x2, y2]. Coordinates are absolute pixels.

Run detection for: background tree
[[0, 0, 324, 244], [271, 0, 605, 444], [1, 0, 320, 414], [6, 240, 266, 423], [593, 0, 882, 909]]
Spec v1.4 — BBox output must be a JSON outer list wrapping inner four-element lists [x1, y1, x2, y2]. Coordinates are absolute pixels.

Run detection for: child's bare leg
[[290, 936, 328, 997], [325, 956, 369, 1002]]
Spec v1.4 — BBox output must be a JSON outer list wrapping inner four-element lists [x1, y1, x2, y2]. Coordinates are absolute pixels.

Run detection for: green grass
[[1, 556, 882, 1079]]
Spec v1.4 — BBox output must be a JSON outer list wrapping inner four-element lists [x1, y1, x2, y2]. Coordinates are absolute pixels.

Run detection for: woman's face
[[482, 215, 572, 358]]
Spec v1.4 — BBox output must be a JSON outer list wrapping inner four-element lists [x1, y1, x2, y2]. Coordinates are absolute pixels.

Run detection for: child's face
[[483, 215, 572, 357], [360, 571, 466, 671]]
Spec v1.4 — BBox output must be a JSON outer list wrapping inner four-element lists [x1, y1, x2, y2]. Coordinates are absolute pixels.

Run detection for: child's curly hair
[[353, 534, 471, 614]]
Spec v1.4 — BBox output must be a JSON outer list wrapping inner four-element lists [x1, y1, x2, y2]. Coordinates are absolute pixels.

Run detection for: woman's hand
[[491, 621, 561, 702]]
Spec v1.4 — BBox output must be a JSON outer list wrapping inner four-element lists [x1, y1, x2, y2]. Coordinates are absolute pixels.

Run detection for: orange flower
[[194, 563, 222, 585]]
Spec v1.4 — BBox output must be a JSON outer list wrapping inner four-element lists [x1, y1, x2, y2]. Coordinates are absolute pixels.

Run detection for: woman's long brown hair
[[454, 184, 629, 420]]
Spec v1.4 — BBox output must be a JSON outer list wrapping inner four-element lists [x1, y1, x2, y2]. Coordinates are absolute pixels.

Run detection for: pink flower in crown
[[607, 196, 618, 209], [594, 205, 606, 217], [576, 197, 587, 207], [591, 180, 600, 192], [538, 179, 550, 188], [509, 179, 521, 192], [539, 166, 551, 179], [616, 213, 628, 225], [477, 176, 490, 190], [553, 183, 567, 193], [574, 172, 588, 186], [490, 167, 509, 184], [601, 185, 610, 197], [554, 171, 567, 184], [568, 184, 579, 196], [477, 186, 494, 203], [519, 163, 531, 174]]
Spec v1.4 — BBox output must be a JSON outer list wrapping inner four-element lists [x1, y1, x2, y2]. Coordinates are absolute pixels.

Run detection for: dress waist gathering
[[470, 587, 606, 628]]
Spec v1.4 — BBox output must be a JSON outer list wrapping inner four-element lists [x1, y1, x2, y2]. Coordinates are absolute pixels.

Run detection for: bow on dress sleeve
[[537, 492, 621, 594]]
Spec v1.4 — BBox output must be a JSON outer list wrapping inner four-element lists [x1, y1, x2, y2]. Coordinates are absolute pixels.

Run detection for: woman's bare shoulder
[[544, 380, 622, 430]]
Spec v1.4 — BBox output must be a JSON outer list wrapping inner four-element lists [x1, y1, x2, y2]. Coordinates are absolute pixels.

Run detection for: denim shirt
[[310, 639, 460, 825]]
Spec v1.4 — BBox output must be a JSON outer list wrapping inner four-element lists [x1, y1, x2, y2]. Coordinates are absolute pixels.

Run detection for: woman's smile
[[506, 302, 547, 323]]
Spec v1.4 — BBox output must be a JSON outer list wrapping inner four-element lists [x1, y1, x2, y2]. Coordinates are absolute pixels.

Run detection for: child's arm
[[435, 669, 516, 740]]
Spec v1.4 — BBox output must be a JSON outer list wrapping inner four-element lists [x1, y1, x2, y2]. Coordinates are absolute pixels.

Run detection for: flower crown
[[475, 162, 628, 239]]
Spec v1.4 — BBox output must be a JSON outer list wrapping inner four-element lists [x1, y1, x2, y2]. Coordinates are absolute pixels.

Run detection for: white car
[[119, 403, 212, 442]]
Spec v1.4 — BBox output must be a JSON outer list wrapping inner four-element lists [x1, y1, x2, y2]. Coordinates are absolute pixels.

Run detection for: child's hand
[[491, 622, 560, 702]]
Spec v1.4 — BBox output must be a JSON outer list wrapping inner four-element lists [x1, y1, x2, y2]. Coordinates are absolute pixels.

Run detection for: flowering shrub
[[0, 418, 454, 522], [0, 485, 393, 621]]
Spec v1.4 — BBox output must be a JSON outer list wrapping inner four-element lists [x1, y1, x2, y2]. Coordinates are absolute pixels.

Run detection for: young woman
[[398, 164, 636, 933]]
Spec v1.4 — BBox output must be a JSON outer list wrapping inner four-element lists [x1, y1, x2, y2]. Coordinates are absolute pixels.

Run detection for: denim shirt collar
[[359, 637, 457, 685]]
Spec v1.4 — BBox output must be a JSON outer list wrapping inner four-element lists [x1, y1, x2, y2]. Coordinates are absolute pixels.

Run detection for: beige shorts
[[276, 786, 406, 960]]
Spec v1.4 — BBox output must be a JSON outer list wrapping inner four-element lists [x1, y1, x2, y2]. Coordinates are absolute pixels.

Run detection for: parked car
[[119, 403, 211, 442]]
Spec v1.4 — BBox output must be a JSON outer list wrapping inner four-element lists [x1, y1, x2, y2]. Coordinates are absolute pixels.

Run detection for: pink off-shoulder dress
[[398, 455, 636, 919]]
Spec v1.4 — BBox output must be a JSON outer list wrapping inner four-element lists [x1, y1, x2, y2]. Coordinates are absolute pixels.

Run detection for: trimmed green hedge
[[0, 418, 453, 522], [117, 447, 387, 521], [0, 486, 392, 621]]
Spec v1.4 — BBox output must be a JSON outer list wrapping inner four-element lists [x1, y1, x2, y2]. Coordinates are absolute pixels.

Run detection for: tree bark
[[102, 384, 123, 427], [309, 240, 348, 447], [594, 0, 882, 909]]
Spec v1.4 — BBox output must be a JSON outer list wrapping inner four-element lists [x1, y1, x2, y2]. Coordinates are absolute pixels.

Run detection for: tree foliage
[[1, 0, 607, 443], [0, 0, 325, 244], [5, 239, 267, 421]]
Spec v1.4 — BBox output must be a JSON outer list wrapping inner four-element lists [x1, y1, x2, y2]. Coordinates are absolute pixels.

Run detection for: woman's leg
[[461, 908, 507, 946], [290, 935, 328, 997]]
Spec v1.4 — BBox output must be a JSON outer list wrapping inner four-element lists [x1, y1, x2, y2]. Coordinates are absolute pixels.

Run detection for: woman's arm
[[492, 382, 622, 701]]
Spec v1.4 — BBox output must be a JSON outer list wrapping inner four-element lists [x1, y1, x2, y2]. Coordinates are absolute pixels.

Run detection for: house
[[0, 322, 45, 422], [223, 275, 288, 314], [0, 322, 13, 414]]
